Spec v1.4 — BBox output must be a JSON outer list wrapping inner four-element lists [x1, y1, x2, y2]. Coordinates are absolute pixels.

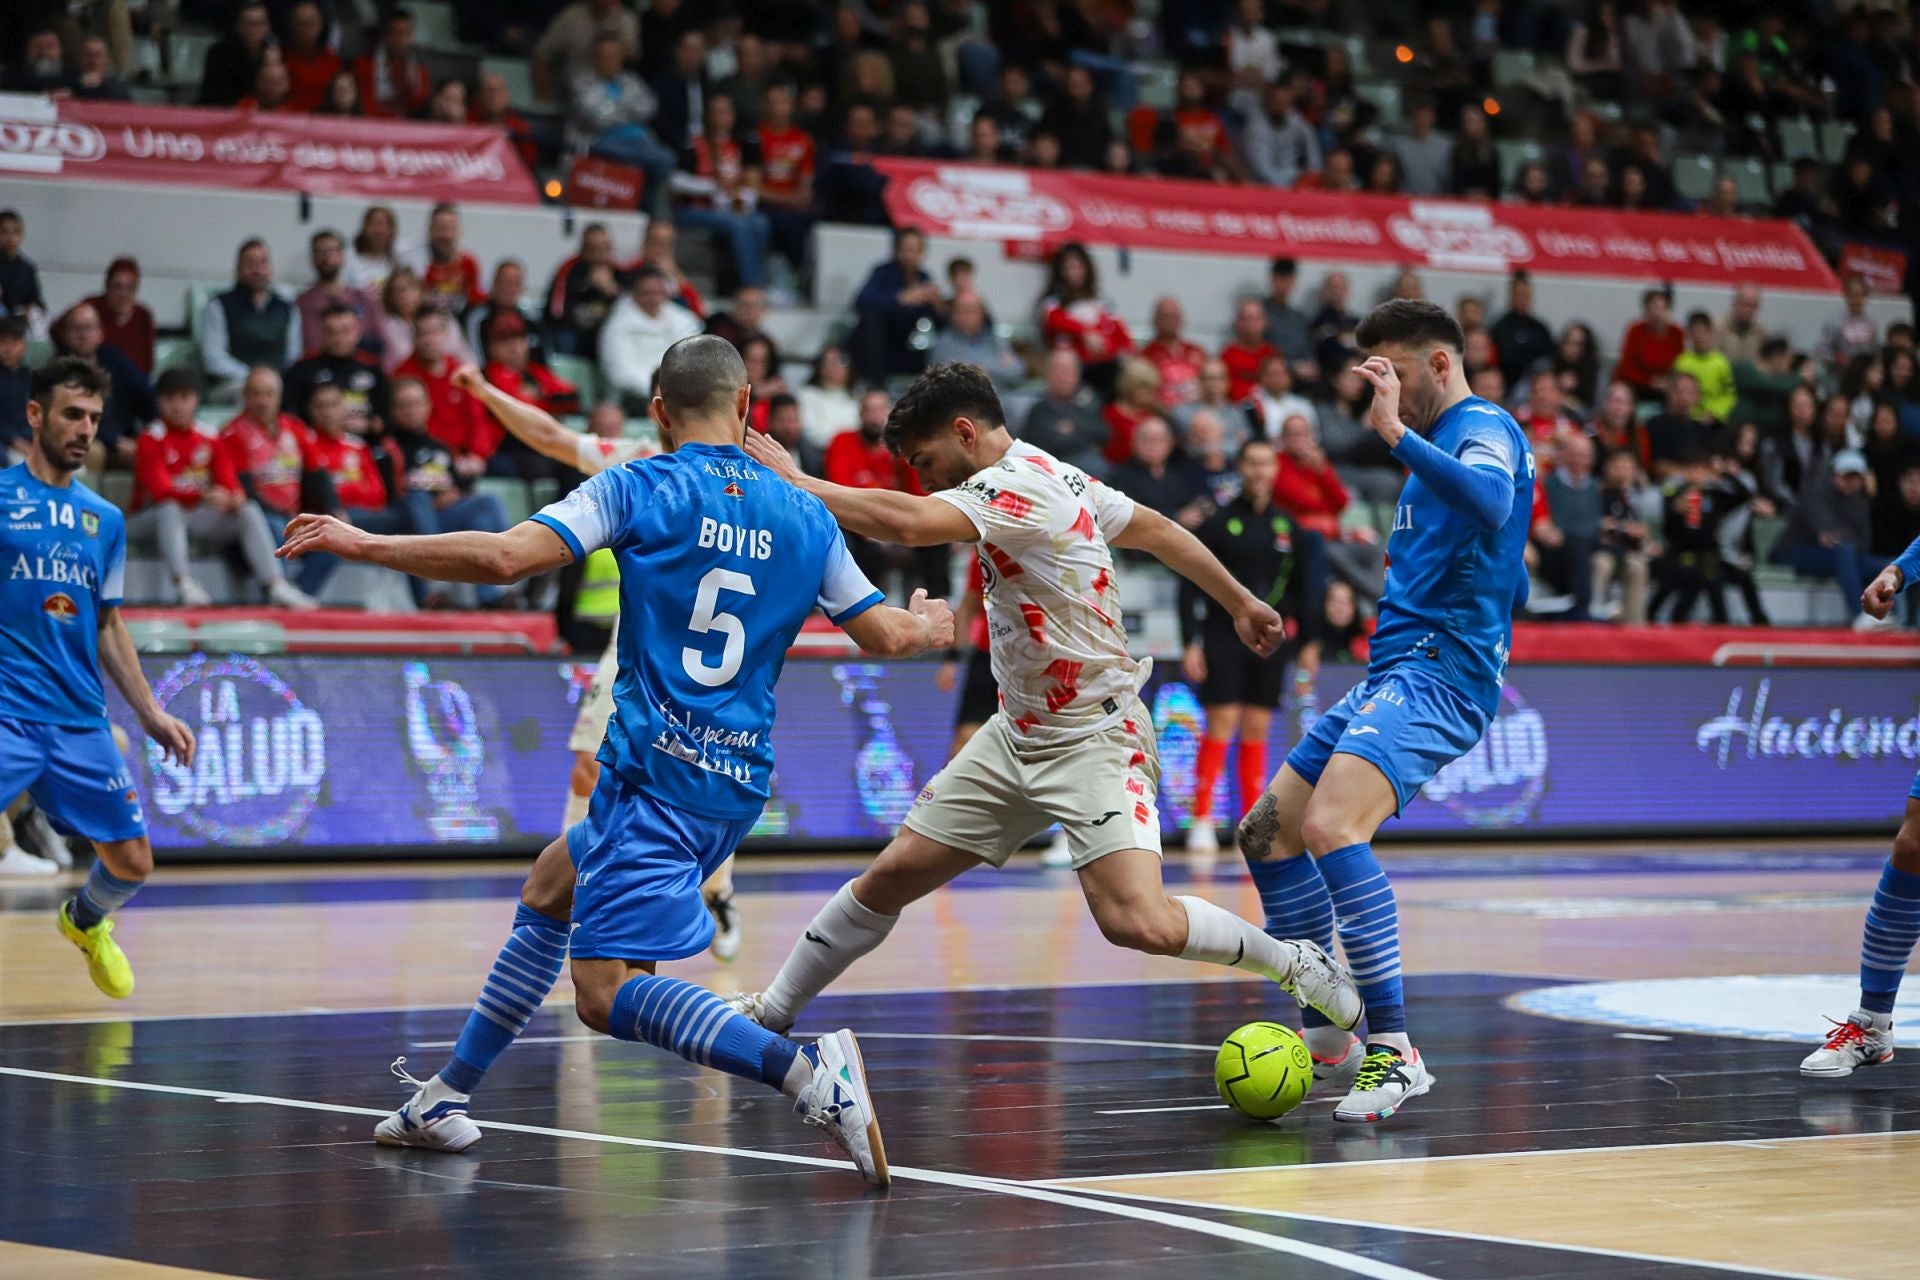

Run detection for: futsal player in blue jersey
[[3, 358, 196, 997], [1800, 550, 1920, 1077], [1235, 300, 1535, 1123], [278, 336, 949, 1186]]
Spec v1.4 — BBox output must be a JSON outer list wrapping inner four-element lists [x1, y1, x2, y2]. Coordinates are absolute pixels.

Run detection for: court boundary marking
[[1039, 1183, 1842, 1280], [0, 1064, 1437, 1280]]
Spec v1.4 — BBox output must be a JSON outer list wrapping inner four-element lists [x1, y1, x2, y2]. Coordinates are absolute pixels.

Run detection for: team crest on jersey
[[81, 511, 99, 536], [723, 482, 745, 498], [42, 592, 78, 622]]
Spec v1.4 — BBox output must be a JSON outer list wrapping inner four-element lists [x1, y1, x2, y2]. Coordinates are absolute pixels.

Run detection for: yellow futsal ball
[[1215, 1021, 1314, 1120]]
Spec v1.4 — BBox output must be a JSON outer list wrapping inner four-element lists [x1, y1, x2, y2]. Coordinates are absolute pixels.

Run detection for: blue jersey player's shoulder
[[1443, 396, 1532, 478]]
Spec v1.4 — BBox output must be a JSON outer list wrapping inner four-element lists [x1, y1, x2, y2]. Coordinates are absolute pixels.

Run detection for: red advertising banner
[[877, 159, 1842, 292], [564, 152, 644, 210], [0, 92, 537, 205], [1840, 240, 1909, 295]]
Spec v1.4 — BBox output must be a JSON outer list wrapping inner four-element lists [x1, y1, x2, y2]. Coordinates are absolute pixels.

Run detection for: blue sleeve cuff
[[530, 513, 584, 563], [829, 590, 885, 626]]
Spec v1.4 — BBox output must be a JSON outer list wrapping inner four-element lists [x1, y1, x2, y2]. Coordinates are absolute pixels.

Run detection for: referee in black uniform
[[1178, 438, 1321, 854]]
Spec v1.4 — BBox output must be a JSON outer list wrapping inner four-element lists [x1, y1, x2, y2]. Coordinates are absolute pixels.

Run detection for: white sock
[[780, 1046, 816, 1098], [562, 790, 590, 831], [1856, 1008, 1894, 1031], [1369, 1031, 1413, 1057], [1175, 895, 1291, 981], [761, 882, 898, 1027], [1301, 1025, 1354, 1060]]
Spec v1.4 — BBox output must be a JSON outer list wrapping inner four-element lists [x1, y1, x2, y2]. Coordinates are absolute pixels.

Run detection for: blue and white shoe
[[373, 1057, 482, 1153], [794, 1029, 889, 1188]]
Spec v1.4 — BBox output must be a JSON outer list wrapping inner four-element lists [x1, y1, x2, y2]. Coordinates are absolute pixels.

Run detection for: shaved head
[[657, 334, 749, 418]]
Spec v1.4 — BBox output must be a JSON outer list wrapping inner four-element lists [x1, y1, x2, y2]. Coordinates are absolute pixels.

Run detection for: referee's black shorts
[[1197, 633, 1291, 709], [955, 649, 999, 727]]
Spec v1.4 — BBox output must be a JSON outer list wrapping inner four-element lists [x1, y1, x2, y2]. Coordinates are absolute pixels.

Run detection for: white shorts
[[902, 698, 1162, 869], [568, 644, 618, 754]]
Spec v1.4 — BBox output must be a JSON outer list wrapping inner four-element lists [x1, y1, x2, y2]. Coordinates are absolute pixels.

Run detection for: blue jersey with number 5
[[533, 442, 883, 819], [0, 464, 127, 729]]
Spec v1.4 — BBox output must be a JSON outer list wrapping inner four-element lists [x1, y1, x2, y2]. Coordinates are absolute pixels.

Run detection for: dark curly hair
[[883, 362, 1006, 455], [1354, 299, 1465, 355]]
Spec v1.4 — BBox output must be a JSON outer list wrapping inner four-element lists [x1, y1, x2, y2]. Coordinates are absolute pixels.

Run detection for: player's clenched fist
[[1863, 565, 1904, 619], [1234, 598, 1284, 657], [907, 588, 956, 650]]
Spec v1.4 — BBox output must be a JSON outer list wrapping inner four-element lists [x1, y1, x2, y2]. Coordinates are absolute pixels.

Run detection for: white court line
[[0, 1064, 1436, 1280], [1614, 1032, 1673, 1042], [1038, 1127, 1909, 1183], [1097, 1103, 1232, 1115], [1044, 1184, 1842, 1280], [408, 1030, 1219, 1053]]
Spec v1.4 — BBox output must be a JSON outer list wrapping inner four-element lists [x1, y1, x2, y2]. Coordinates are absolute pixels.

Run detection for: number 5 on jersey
[[684, 567, 755, 687]]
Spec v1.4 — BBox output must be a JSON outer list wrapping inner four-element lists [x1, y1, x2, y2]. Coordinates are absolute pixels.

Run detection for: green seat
[[1818, 120, 1855, 160], [481, 57, 538, 111], [1730, 157, 1771, 205], [1673, 155, 1716, 203], [474, 476, 532, 526], [126, 619, 194, 654], [1750, 514, 1787, 567], [98, 470, 135, 512], [1777, 118, 1817, 162], [166, 31, 216, 89], [154, 335, 199, 374], [1339, 503, 1378, 539], [1491, 50, 1536, 88], [1354, 81, 1401, 127], [1497, 139, 1543, 188], [547, 353, 601, 405]]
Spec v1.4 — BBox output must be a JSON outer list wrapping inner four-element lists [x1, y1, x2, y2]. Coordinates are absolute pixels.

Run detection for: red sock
[[1237, 742, 1269, 813], [1193, 737, 1230, 821]]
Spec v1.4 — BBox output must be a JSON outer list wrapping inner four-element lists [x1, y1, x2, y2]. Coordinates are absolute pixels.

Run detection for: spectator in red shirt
[[1103, 357, 1164, 466], [481, 313, 580, 478], [1220, 298, 1279, 402], [1521, 369, 1583, 445], [1142, 297, 1210, 409], [393, 310, 492, 470], [1615, 287, 1686, 401], [756, 81, 816, 277], [221, 366, 316, 533], [84, 257, 154, 375], [472, 70, 540, 179], [1156, 69, 1245, 182], [1038, 241, 1132, 399], [294, 382, 405, 595], [356, 7, 432, 119], [823, 388, 948, 598], [636, 219, 706, 318], [674, 93, 771, 290], [281, 1, 341, 113], [1272, 411, 1350, 539], [404, 203, 486, 312], [129, 368, 313, 608]]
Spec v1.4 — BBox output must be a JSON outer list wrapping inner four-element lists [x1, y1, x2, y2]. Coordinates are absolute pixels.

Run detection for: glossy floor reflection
[[1, 847, 1914, 1279]]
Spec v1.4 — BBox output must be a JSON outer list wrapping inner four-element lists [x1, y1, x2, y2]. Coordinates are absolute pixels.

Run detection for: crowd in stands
[[2, 1, 1919, 634]]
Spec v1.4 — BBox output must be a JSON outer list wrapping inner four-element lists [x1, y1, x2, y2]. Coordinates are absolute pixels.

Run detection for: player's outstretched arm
[[98, 607, 195, 765], [452, 365, 582, 468], [743, 429, 977, 547], [842, 588, 956, 658], [1113, 506, 1284, 657], [1868, 535, 1920, 617], [276, 514, 573, 585], [1354, 357, 1515, 531]]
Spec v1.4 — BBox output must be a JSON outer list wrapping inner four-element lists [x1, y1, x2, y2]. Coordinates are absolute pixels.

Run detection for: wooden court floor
[[0, 841, 1914, 1280]]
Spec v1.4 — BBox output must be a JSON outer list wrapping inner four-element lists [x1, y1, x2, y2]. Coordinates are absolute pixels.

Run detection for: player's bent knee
[[1300, 803, 1367, 857], [1091, 902, 1183, 956], [573, 988, 613, 1034], [97, 837, 153, 882], [1894, 823, 1920, 872], [569, 755, 598, 799], [1236, 793, 1292, 862]]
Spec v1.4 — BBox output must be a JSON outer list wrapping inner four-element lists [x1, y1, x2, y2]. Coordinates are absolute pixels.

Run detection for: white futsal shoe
[[0, 844, 60, 876], [706, 887, 742, 963], [725, 990, 795, 1035], [1277, 939, 1364, 1031], [1184, 822, 1219, 855], [794, 1029, 889, 1188], [1800, 1013, 1895, 1078], [373, 1057, 482, 1152], [1334, 1044, 1434, 1123], [1309, 1033, 1367, 1091]]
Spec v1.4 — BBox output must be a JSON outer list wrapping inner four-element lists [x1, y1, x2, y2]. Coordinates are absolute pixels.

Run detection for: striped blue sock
[[67, 863, 144, 930], [1860, 861, 1920, 1016], [1246, 853, 1338, 1028], [1319, 842, 1405, 1035], [440, 904, 569, 1095], [611, 974, 800, 1089]]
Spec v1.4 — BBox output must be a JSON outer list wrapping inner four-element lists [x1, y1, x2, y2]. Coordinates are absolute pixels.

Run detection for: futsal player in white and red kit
[[733, 362, 1362, 1034]]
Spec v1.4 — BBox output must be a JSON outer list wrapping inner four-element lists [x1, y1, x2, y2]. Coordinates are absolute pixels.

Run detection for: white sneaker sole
[[1333, 1073, 1435, 1124], [1800, 1050, 1893, 1079], [373, 1112, 483, 1153], [827, 1029, 890, 1188]]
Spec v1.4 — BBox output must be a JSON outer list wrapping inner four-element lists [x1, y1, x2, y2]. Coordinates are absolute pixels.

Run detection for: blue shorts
[[1285, 667, 1489, 815], [1907, 770, 1920, 803], [567, 769, 755, 963], [0, 718, 146, 843]]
